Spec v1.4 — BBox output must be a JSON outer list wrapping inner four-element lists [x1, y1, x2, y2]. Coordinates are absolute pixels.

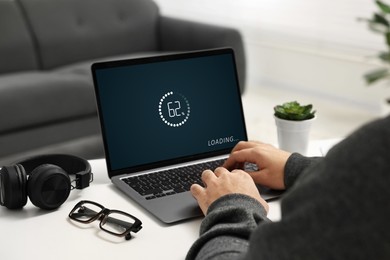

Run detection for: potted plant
[[358, 0, 390, 105], [274, 101, 316, 155]]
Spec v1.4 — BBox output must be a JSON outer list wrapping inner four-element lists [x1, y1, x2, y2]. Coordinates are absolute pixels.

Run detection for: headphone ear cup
[[27, 164, 71, 210], [0, 165, 27, 209]]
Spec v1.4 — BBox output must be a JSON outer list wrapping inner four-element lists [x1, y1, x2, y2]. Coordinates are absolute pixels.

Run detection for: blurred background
[[155, 0, 388, 110], [1, 0, 388, 164], [154, 0, 389, 143]]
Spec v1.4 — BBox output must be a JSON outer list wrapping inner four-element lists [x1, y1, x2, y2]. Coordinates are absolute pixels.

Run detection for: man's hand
[[224, 141, 291, 190], [190, 167, 269, 215]]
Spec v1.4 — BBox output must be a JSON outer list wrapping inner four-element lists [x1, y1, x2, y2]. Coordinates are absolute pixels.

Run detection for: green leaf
[[374, 13, 390, 27], [386, 32, 390, 46], [364, 68, 390, 84], [368, 20, 388, 33], [376, 0, 390, 14], [378, 51, 390, 62]]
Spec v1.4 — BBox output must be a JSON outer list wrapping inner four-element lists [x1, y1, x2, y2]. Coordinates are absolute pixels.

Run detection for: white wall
[[154, 0, 390, 113]]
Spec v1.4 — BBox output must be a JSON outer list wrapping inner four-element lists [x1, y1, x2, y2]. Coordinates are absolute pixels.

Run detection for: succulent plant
[[274, 101, 316, 121]]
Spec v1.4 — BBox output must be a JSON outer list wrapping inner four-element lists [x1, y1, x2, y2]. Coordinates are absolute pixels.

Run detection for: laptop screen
[[92, 48, 247, 175]]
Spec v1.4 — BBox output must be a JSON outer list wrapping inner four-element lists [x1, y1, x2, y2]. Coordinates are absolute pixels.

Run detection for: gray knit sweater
[[186, 115, 390, 260]]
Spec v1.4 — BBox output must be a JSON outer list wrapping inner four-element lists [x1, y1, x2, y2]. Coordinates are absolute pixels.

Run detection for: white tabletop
[[0, 139, 340, 260], [0, 158, 282, 260]]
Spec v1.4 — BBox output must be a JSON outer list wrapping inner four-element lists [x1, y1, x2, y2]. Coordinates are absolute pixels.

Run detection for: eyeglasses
[[68, 200, 142, 240]]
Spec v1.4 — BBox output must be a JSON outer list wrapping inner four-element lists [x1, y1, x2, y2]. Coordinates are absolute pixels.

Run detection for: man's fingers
[[224, 149, 255, 170], [201, 169, 217, 183], [190, 184, 208, 215], [190, 183, 204, 199], [214, 167, 229, 177], [230, 140, 261, 153]]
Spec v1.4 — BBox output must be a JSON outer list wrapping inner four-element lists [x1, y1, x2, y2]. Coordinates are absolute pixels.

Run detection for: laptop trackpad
[[145, 192, 202, 224]]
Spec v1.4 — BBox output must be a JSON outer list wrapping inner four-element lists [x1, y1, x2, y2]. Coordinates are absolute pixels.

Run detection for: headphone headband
[[15, 154, 92, 189]]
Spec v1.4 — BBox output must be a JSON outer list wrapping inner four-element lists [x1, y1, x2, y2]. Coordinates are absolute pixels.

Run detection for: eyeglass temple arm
[[124, 224, 142, 240]]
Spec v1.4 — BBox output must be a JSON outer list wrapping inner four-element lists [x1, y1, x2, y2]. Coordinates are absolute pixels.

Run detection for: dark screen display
[[93, 49, 247, 172]]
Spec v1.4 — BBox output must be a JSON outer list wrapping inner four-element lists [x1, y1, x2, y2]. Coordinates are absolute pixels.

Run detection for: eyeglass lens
[[71, 202, 102, 222], [101, 211, 135, 235]]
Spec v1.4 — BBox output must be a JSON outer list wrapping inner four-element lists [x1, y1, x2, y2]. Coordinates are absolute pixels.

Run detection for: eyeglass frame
[[68, 200, 143, 240]]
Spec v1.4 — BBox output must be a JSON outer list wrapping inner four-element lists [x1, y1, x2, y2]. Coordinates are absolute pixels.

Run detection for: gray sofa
[[0, 0, 246, 165]]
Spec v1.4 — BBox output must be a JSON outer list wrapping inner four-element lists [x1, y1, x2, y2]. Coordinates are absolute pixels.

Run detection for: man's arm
[[284, 153, 322, 189], [186, 153, 321, 260], [186, 194, 269, 260], [188, 116, 390, 260]]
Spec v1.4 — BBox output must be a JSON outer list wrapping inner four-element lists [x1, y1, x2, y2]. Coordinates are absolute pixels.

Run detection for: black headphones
[[0, 154, 92, 210]]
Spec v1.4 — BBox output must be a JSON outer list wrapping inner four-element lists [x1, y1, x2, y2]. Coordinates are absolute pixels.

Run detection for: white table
[[0, 139, 339, 260]]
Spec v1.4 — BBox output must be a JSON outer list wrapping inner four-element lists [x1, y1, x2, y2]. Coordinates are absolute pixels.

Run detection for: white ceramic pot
[[274, 116, 315, 155], [381, 100, 390, 116]]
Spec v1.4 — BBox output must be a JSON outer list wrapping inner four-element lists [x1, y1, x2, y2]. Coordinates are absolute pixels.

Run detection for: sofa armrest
[[159, 16, 246, 93]]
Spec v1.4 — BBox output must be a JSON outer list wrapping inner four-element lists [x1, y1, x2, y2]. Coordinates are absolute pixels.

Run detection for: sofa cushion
[[19, 0, 160, 70], [0, 72, 96, 133], [54, 52, 165, 77], [0, 0, 39, 74]]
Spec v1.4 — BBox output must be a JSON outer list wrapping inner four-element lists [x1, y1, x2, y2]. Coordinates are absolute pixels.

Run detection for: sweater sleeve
[[283, 153, 323, 189], [187, 115, 390, 260], [186, 194, 269, 260]]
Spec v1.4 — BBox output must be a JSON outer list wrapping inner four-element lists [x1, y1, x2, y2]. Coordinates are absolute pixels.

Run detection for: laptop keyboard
[[121, 159, 225, 200]]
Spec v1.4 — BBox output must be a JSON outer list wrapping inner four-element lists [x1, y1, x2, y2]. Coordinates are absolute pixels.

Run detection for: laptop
[[92, 48, 279, 224]]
